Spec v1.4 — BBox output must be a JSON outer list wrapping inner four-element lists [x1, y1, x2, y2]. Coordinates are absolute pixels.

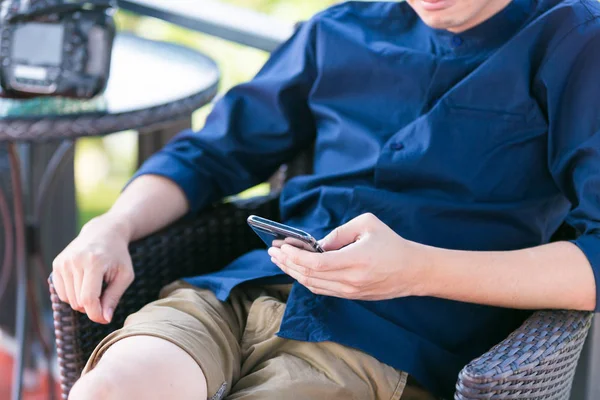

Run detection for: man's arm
[[53, 16, 322, 323], [268, 214, 596, 311], [268, 226, 600, 312], [90, 174, 189, 243], [422, 241, 595, 311]]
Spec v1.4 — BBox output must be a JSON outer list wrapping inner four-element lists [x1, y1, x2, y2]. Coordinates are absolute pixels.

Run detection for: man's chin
[[420, 16, 455, 30], [419, 14, 472, 32]]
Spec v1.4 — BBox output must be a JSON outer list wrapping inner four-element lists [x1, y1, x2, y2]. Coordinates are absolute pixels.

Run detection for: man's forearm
[[420, 241, 596, 311], [84, 174, 190, 242]]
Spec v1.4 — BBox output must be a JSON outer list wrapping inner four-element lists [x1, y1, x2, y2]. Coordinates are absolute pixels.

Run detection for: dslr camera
[[0, 0, 116, 98]]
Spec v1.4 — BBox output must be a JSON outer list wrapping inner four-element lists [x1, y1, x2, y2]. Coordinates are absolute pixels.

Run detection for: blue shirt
[[133, 1, 600, 397]]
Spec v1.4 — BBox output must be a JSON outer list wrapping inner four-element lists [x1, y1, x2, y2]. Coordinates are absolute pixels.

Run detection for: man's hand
[[52, 215, 134, 324], [52, 175, 190, 324], [268, 213, 427, 300]]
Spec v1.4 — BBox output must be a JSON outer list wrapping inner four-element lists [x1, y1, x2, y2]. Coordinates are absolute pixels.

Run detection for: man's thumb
[[320, 218, 362, 251]]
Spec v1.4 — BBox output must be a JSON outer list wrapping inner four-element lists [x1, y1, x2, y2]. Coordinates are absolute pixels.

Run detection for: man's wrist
[[82, 212, 134, 242], [404, 240, 442, 298]]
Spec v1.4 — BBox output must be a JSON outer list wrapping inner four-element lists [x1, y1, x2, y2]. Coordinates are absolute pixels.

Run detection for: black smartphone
[[247, 215, 325, 253]]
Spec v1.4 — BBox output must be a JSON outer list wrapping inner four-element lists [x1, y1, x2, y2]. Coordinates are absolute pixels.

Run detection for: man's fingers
[[271, 245, 344, 272], [100, 265, 134, 323], [51, 269, 68, 304], [80, 264, 106, 323], [271, 249, 354, 282], [71, 266, 85, 312], [271, 257, 357, 297], [271, 239, 285, 248], [61, 262, 80, 311]]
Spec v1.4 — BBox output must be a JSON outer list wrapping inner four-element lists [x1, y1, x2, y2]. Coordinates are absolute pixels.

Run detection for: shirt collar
[[428, 0, 537, 55]]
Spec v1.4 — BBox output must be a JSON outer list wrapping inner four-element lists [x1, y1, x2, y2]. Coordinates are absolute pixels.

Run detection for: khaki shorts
[[83, 281, 436, 400]]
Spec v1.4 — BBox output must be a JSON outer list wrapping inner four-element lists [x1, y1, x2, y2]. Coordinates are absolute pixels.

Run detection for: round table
[[0, 33, 219, 400]]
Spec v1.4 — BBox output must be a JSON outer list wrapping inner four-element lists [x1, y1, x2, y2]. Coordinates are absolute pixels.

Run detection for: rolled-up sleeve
[[130, 19, 319, 212], [543, 29, 600, 311]]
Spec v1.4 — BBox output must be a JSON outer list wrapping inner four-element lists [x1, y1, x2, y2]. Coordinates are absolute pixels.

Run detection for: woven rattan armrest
[[455, 310, 593, 399]]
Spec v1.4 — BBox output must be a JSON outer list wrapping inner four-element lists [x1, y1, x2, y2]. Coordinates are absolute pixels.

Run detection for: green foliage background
[[77, 1, 337, 228]]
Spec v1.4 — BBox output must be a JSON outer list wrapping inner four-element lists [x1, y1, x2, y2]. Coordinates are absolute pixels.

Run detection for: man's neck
[[447, 0, 513, 33]]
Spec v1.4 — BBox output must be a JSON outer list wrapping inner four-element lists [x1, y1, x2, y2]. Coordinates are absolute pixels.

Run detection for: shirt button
[[390, 142, 405, 151], [452, 36, 463, 46]]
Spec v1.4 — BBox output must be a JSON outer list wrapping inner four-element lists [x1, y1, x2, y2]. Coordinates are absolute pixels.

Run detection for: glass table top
[[0, 33, 220, 120]]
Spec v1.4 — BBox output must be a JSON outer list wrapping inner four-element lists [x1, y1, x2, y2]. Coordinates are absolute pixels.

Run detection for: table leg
[[8, 143, 29, 400], [7, 140, 72, 400]]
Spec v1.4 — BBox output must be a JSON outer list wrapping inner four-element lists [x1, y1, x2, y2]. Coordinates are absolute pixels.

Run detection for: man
[[53, 0, 600, 399]]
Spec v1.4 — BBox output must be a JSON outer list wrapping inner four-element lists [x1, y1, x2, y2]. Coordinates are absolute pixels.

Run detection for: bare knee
[[68, 369, 115, 400], [70, 336, 208, 400]]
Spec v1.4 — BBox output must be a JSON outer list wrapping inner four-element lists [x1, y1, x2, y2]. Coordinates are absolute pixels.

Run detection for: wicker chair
[[49, 154, 593, 400]]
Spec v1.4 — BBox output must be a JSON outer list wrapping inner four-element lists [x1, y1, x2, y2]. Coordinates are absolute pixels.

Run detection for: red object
[[0, 348, 61, 400]]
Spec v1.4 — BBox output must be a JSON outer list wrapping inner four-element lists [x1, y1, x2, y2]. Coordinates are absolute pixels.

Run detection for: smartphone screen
[[247, 215, 324, 253]]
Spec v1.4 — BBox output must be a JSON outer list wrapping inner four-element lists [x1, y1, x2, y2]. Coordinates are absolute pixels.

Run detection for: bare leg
[[68, 336, 207, 400]]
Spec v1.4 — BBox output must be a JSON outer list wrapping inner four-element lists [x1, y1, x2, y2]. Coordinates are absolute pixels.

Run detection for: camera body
[[0, 0, 116, 98]]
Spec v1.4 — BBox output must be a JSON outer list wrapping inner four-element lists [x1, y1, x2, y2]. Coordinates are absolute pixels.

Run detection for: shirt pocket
[[443, 95, 547, 135], [444, 102, 526, 123], [398, 97, 551, 203], [439, 96, 548, 154]]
